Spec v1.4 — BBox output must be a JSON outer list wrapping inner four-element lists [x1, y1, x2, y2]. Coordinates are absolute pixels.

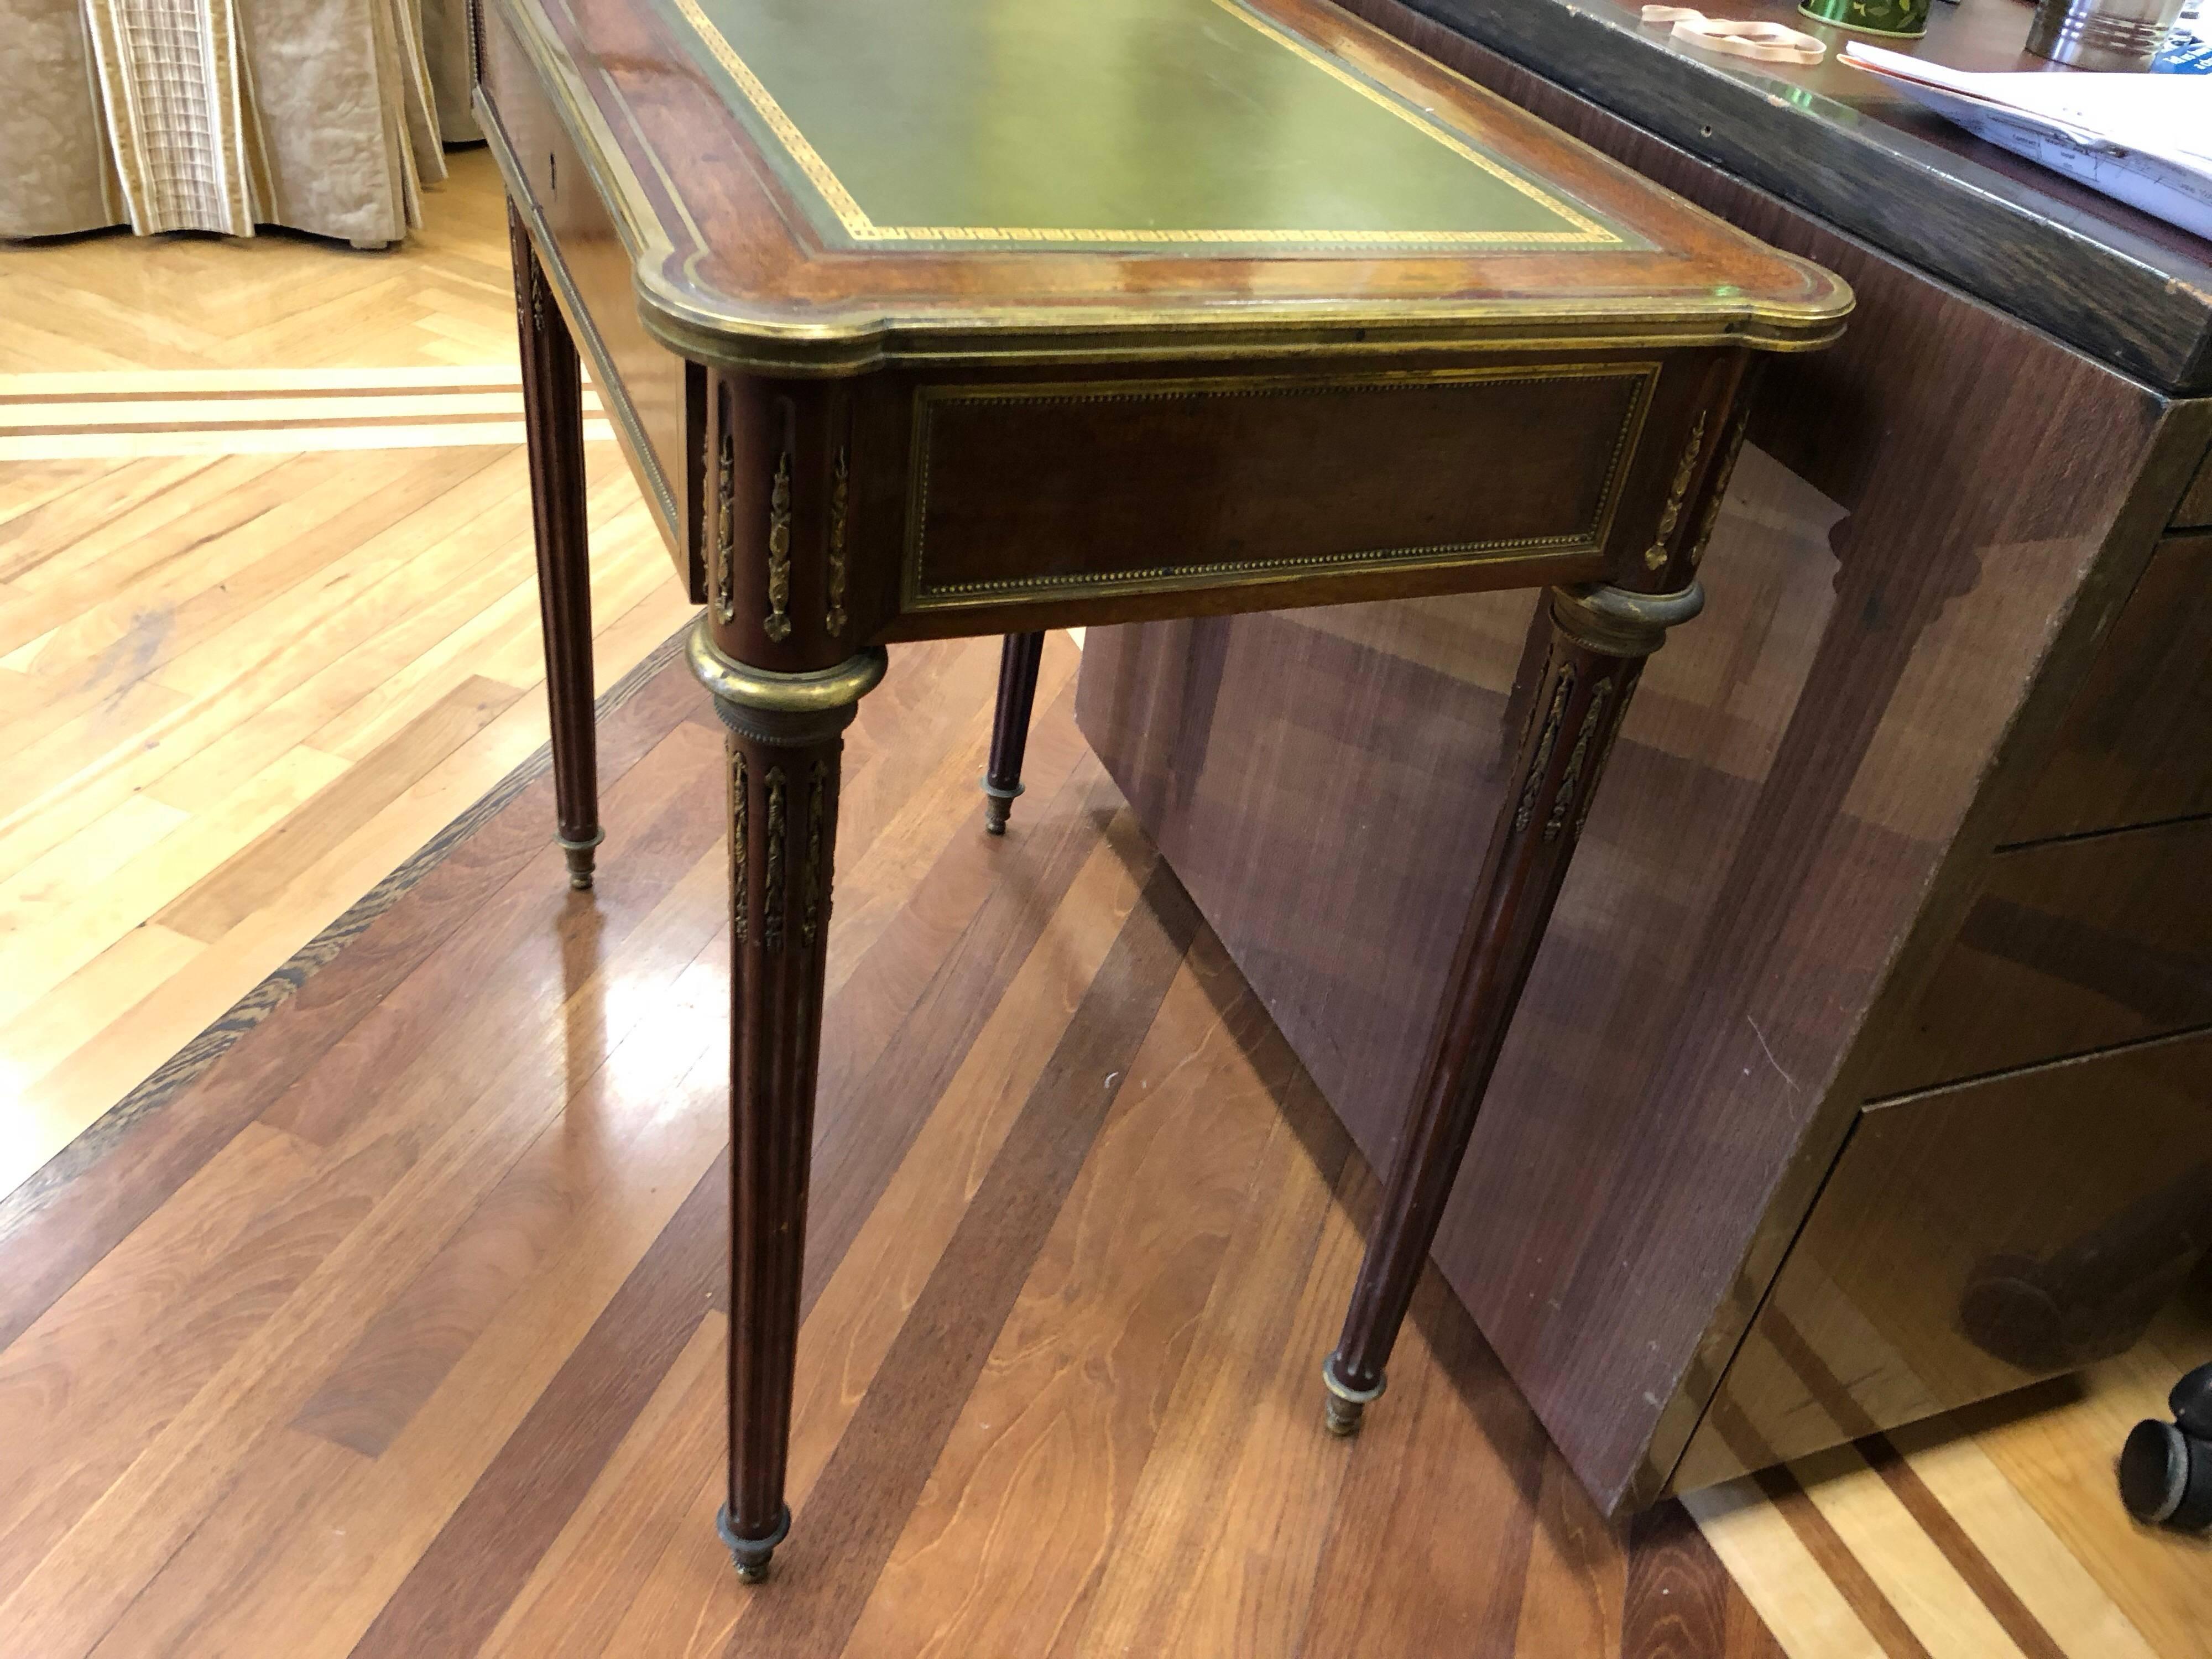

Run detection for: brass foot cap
[[1321, 1351, 1386, 1439], [717, 1501, 790, 1586], [980, 777, 1022, 836], [557, 828, 605, 891]]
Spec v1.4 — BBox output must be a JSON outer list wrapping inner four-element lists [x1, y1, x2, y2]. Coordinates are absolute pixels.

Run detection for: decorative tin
[[1798, 0, 1930, 38]]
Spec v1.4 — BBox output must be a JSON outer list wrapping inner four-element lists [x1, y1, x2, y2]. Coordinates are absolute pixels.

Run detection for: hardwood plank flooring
[[6, 109, 2206, 1659], [1, 638, 1780, 1657], [0, 148, 692, 1196]]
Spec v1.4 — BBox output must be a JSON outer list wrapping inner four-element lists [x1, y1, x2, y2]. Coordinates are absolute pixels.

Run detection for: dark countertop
[[1397, 0, 2212, 392]]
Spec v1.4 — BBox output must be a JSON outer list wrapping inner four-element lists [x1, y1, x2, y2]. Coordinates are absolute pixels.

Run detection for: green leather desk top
[[654, 0, 1624, 252], [481, 0, 1851, 372]]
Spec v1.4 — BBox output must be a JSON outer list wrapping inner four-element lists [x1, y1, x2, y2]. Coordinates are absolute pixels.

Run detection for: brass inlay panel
[[764, 449, 793, 641], [713, 419, 737, 622], [801, 760, 826, 949], [1642, 410, 1707, 572], [763, 763, 787, 950], [1515, 664, 1574, 836], [901, 363, 1658, 612], [1688, 405, 1751, 571], [1546, 677, 1613, 843], [825, 446, 849, 637], [729, 744, 748, 944]]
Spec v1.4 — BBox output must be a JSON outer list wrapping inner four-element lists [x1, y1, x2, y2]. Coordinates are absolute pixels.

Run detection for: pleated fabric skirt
[[2, 0, 465, 247]]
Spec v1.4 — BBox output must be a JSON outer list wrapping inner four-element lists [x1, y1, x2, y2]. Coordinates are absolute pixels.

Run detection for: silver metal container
[[2026, 0, 2187, 69]]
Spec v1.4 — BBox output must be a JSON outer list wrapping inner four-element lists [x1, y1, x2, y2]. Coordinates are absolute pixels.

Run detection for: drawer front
[[2008, 532, 2212, 843], [1672, 1029, 2212, 1490], [899, 363, 1657, 614], [2177, 440, 2212, 530], [1866, 818, 2212, 1098], [481, 6, 703, 596]]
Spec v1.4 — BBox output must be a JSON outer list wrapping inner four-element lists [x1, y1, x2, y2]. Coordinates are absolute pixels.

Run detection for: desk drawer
[[1867, 818, 2212, 1098], [2008, 532, 2212, 842]]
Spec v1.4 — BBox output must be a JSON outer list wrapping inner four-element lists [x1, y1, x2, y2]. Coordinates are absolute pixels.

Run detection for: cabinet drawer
[[1866, 818, 2212, 1098], [2009, 532, 2212, 842], [2177, 441, 2212, 530], [1672, 1029, 2212, 1490]]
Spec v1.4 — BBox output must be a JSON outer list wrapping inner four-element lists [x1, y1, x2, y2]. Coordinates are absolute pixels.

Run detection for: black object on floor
[[2119, 1361, 2212, 1530]]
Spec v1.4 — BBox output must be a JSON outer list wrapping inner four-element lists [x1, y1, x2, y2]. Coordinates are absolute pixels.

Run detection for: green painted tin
[[1798, 0, 1930, 36]]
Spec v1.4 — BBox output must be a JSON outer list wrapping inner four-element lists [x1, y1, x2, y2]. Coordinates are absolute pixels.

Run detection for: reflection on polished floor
[[2, 143, 2208, 1659], [0, 631, 1792, 1657], [0, 147, 691, 1197]]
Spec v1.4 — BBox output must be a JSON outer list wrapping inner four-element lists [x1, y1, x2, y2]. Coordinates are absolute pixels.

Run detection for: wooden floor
[[0, 633, 1791, 1658], [0, 147, 693, 1196], [6, 130, 2210, 1659]]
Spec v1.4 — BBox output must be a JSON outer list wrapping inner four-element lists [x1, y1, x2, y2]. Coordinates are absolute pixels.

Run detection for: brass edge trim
[[901, 363, 1657, 612], [686, 617, 887, 712], [662, 0, 1623, 249], [490, 0, 1851, 374], [477, 86, 682, 551], [637, 289, 1851, 379], [1550, 580, 1705, 656]]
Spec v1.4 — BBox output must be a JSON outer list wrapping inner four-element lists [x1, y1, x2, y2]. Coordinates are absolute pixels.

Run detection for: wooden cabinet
[[1674, 1031, 2212, 1488], [1866, 817, 2212, 1096], [2010, 533, 2212, 842], [2177, 448, 2212, 531], [1076, 0, 2212, 1512]]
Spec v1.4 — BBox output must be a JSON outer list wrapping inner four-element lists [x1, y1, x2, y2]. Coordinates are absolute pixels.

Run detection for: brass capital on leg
[[687, 618, 886, 742], [1548, 578, 1705, 659]]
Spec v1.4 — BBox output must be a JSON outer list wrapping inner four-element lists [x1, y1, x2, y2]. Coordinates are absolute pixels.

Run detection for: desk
[[473, 0, 1846, 1579]]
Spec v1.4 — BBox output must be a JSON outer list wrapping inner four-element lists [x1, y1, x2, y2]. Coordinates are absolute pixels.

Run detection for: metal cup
[[2027, 0, 2187, 69]]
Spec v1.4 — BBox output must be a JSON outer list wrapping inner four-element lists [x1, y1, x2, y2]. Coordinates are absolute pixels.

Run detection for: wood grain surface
[[0, 148, 693, 1202], [2, 635, 1784, 1658]]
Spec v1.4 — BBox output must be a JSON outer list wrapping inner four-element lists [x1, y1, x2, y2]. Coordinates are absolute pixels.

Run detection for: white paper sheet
[[1842, 43, 2212, 238]]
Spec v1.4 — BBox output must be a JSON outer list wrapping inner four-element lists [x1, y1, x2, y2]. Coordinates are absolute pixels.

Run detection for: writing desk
[[473, 0, 1846, 1580]]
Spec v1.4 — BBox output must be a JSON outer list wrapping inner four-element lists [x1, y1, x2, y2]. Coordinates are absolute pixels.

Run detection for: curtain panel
[[1, 0, 472, 246]]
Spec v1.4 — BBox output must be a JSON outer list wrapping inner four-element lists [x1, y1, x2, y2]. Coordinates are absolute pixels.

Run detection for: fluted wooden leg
[[1322, 578, 1705, 1435], [690, 621, 886, 1582], [980, 630, 1045, 834], [509, 202, 601, 890]]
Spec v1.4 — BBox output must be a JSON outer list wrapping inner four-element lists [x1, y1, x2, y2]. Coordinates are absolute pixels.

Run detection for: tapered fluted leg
[[509, 202, 600, 890], [690, 622, 886, 1583], [980, 630, 1045, 834], [1322, 578, 1705, 1435]]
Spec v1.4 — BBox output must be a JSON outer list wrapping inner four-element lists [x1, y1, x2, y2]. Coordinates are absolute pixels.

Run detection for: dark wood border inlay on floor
[[0, 630, 691, 1351], [5, 624, 1792, 1658]]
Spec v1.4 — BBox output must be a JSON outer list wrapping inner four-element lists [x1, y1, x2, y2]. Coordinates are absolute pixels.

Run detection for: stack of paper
[[1843, 44, 2211, 239]]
